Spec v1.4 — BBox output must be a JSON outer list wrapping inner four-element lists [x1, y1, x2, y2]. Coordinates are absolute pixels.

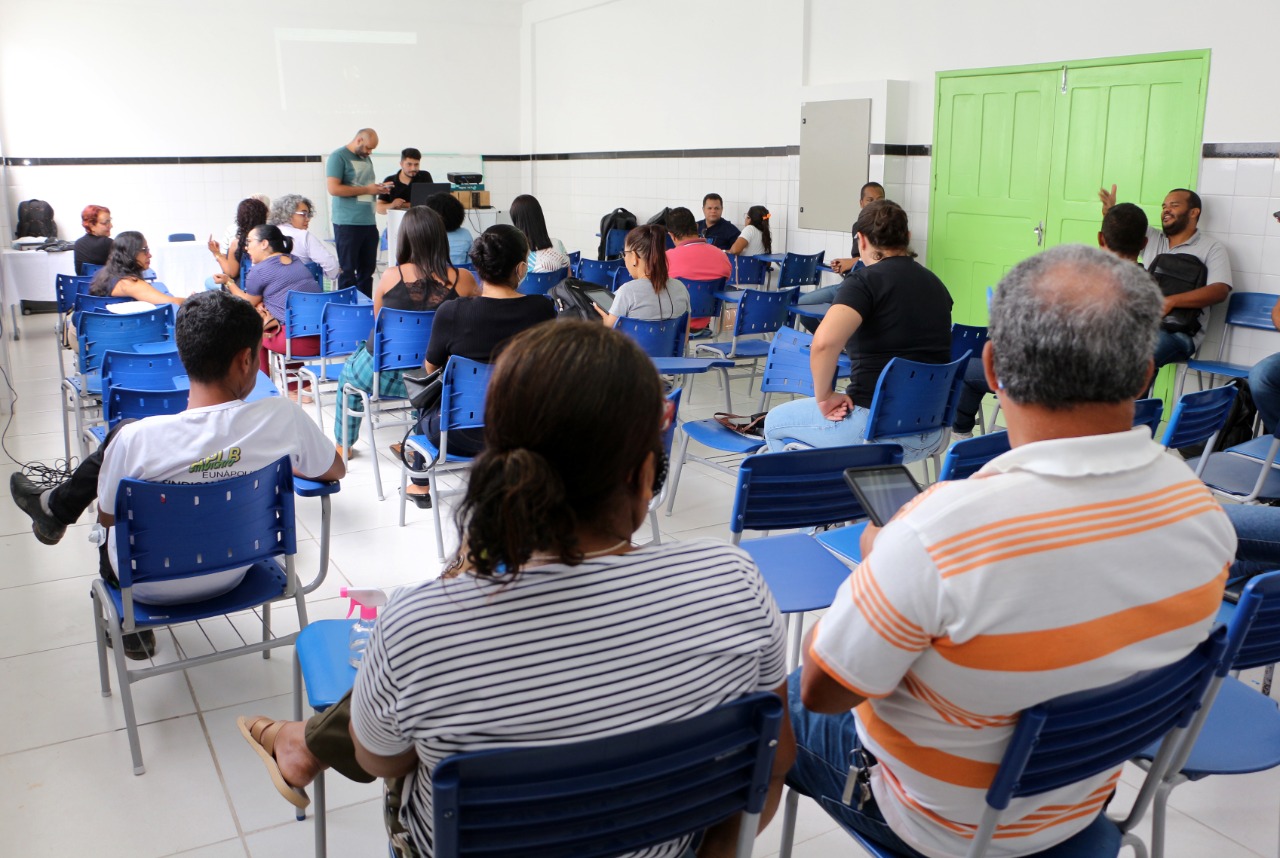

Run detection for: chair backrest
[[604, 228, 629, 259], [431, 691, 783, 858], [863, 354, 969, 441], [104, 386, 189, 428], [318, 302, 374, 358], [518, 268, 568, 296], [281, 286, 359, 337], [112, 456, 297, 593], [1210, 291, 1280, 361], [303, 261, 325, 287], [730, 254, 769, 287], [733, 287, 799, 341], [577, 258, 624, 289], [950, 323, 989, 364], [1222, 569, 1280, 673], [167, 233, 196, 242], [567, 250, 581, 270], [678, 276, 727, 318], [731, 444, 904, 534], [78, 306, 175, 374], [82, 263, 104, 278], [1159, 385, 1237, 450], [56, 274, 94, 314], [76, 275, 101, 294], [758, 328, 838, 399], [1133, 397, 1164, 437], [371, 308, 435, 373], [614, 314, 688, 359], [101, 348, 186, 393], [612, 265, 635, 290], [777, 251, 825, 288], [440, 356, 493, 435], [939, 431, 1012, 481], [972, 628, 1227, 854]]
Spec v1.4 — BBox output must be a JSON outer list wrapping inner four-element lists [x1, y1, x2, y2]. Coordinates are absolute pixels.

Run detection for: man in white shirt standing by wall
[[788, 244, 1235, 857]]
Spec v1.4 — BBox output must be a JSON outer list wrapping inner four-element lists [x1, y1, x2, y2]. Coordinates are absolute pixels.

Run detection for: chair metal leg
[[431, 476, 446, 563], [314, 770, 328, 858], [60, 380, 74, 463], [649, 508, 661, 545], [778, 788, 800, 858], [292, 651, 307, 822], [261, 601, 272, 659], [717, 367, 733, 413], [91, 587, 112, 697], [398, 459, 410, 528], [1150, 779, 1174, 858], [365, 394, 385, 501], [786, 613, 804, 672], [665, 430, 693, 516]]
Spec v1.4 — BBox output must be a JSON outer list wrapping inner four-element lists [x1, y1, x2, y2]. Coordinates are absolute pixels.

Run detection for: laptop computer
[[409, 182, 456, 207]]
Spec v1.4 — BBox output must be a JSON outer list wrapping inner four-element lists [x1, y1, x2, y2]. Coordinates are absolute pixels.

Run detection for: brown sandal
[[237, 715, 311, 809]]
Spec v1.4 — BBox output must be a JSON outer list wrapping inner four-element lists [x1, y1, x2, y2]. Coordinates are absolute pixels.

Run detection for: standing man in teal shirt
[[327, 128, 392, 296]]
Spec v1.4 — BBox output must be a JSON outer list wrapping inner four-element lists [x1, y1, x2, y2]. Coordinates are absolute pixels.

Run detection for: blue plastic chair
[[613, 313, 687, 359], [729, 254, 770, 288], [694, 287, 800, 395], [341, 308, 435, 499], [939, 430, 1012, 481], [951, 323, 989, 367], [731, 444, 903, 668], [102, 386, 188, 428], [297, 302, 375, 423], [862, 353, 970, 478], [604, 227, 628, 259], [91, 456, 339, 775], [399, 356, 494, 559], [1192, 431, 1280, 504], [778, 628, 1229, 858], [1133, 397, 1165, 437], [566, 250, 581, 270], [678, 276, 727, 329], [666, 327, 842, 516], [82, 262, 104, 278], [612, 265, 635, 290], [576, 258, 624, 288], [54, 273, 98, 377], [101, 348, 186, 392], [432, 691, 782, 858], [775, 251, 825, 290], [1157, 385, 1238, 481], [518, 268, 568, 295], [167, 233, 196, 242], [271, 287, 360, 392], [303, 260, 325, 287], [1180, 291, 1280, 395], [63, 305, 175, 460], [1131, 570, 1280, 858]]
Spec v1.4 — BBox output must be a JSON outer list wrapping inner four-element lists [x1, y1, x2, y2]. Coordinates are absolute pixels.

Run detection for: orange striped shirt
[[811, 428, 1234, 857]]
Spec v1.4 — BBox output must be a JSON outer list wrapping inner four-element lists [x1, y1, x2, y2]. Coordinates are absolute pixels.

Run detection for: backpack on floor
[[1148, 252, 1209, 336], [598, 207, 636, 259], [1177, 377, 1258, 458]]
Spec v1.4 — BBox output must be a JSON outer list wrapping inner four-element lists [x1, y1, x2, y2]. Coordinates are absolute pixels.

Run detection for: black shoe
[[406, 490, 432, 509], [10, 473, 67, 545], [106, 629, 158, 661]]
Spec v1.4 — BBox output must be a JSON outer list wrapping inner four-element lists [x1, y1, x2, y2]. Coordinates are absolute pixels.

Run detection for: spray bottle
[[340, 587, 388, 668]]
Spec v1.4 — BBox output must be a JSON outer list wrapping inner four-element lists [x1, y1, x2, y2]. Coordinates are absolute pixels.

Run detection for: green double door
[[929, 51, 1209, 324]]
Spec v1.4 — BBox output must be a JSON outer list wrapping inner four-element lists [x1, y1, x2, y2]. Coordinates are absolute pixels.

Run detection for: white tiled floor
[[1, 313, 1278, 857]]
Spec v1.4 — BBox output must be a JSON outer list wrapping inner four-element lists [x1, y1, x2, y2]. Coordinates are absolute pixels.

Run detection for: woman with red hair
[[74, 204, 113, 275]]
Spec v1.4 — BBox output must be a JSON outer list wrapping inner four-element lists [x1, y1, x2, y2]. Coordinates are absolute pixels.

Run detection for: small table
[[1, 248, 76, 339], [651, 356, 735, 412]]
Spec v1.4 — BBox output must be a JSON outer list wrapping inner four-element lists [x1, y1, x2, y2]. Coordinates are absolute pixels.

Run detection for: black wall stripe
[[3, 155, 322, 167]]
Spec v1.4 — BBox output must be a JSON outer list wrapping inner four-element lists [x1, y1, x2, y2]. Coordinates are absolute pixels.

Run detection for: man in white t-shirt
[[788, 245, 1235, 857], [11, 291, 344, 657]]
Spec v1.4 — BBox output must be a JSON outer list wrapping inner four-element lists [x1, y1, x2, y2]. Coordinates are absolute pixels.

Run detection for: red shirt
[[666, 239, 732, 282]]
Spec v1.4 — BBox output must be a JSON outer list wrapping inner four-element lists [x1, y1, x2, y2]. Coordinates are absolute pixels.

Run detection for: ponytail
[[451, 448, 581, 579]]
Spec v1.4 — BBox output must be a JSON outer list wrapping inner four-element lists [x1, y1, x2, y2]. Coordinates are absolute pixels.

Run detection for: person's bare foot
[[238, 716, 324, 807], [271, 720, 324, 788]]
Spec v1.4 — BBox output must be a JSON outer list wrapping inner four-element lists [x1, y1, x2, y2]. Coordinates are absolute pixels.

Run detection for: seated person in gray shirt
[[595, 224, 691, 325]]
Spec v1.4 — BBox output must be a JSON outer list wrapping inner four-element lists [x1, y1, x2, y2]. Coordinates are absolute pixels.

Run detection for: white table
[[1, 248, 76, 340], [150, 240, 218, 298], [386, 207, 501, 264]]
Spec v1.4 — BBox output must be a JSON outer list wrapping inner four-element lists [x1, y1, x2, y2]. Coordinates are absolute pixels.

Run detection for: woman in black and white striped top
[[349, 321, 793, 858]]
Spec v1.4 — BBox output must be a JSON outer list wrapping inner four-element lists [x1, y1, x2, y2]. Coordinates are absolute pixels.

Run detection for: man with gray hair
[[785, 244, 1235, 857]]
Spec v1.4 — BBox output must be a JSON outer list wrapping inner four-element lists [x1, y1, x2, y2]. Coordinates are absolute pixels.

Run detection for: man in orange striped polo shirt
[[788, 244, 1236, 857]]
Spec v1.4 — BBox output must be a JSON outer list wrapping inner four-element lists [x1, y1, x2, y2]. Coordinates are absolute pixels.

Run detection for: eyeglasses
[[623, 248, 637, 258], [139, 247, 151, 254], [294, 210, 314, 218]]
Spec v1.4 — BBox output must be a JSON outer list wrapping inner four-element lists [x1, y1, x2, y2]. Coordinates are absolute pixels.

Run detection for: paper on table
[[106, 301, 158, 314]]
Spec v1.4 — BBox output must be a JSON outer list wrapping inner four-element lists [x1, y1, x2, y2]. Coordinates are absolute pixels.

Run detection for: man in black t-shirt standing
[[376, 148, 435, 215]]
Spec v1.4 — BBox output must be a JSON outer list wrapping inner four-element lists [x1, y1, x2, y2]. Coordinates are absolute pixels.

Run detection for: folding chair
[[53, 274, 94, 377], [1134, 397, 1165, 438], [777, 628, 1228, 858], [340, 308, 435, 500], [860, 353, 970, 481], [1179, 291, 1279, 396], [517, 268, 568, 296], [91, 456, 339, 775], [269, 287, 360, 393], [1132, 570, 1280, 858], [83, 386, 190, 449], [774, 250, 825, 291], [296, 302, 375, 423], [604, 227, 628, 259], [430, 691, 782, 858], [566, 250, 581, 270], [730, 444, 903, 668], [1157, 385, 1238, 482], [612, 265, 635, 291], [303, 261, 325, 288], [939, 430, 1012, 481], [398, 357, 494, 562], [576, 258, 624, 288], [678, 275, 727, 337], [694, 287, 799, 396]]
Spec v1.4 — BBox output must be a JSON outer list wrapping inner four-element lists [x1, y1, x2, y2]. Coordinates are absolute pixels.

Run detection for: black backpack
[[15, 199, 56, 239], [598, 207, 636, 260], [549, 278, 603, 321], [1177, 377, 1258, 458], [646, 207, 672, 227], [1148, 252, 1208, 336]]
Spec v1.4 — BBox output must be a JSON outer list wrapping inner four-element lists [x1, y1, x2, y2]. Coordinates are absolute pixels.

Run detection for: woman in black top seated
[[88, 231, 183, 307], [405, 224, 556, 508], [761, 200, 953, 462], [74, 204, 113, 275], [334, 207, 479, 457]]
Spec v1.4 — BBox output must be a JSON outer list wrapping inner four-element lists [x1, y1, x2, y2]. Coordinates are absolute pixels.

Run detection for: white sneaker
[[952, 430, 974, 441]]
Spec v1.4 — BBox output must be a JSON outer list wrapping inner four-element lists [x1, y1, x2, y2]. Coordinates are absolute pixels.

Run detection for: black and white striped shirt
[[350, 539, 788, 858]]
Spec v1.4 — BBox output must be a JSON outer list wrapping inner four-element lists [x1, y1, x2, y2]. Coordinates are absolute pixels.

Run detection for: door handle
[[1034, 222, 1044, 247]]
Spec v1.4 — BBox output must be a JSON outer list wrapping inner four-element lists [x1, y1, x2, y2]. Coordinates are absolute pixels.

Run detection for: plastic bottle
[[340, 587, 388, 669]]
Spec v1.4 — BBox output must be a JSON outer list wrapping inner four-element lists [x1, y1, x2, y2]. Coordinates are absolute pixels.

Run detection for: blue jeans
[[952, 359, 992, 434], [1153, 330, 1195, 370], [762, 397, 943, 463], [1249, 352, 1280, 433], [1223, 504, 1280, 584], [796, 284, 841, 332], [785, 670, 927, 857]]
